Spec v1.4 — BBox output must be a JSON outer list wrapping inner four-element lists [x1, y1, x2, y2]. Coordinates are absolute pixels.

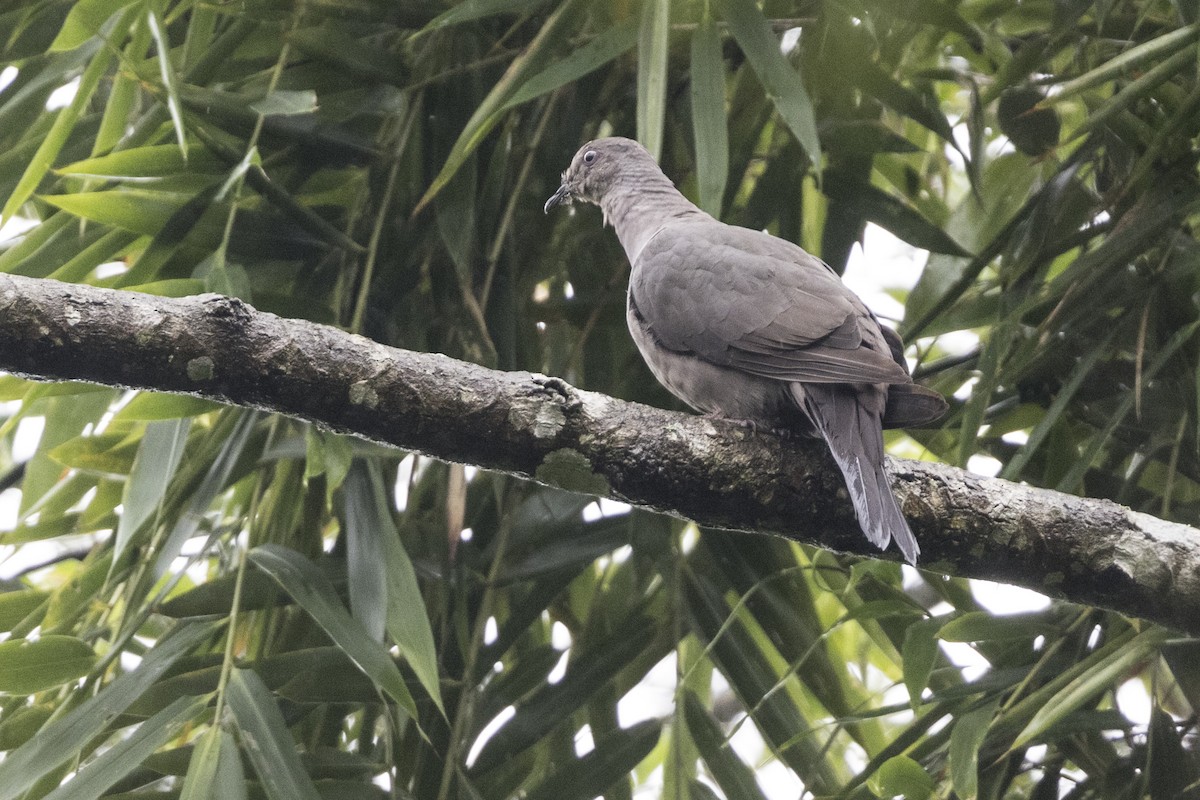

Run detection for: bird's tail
[[792, 384, 919, 564]]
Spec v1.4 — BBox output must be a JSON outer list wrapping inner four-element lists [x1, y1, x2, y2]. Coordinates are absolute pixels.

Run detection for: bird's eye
[[583, 150, 597, 164]]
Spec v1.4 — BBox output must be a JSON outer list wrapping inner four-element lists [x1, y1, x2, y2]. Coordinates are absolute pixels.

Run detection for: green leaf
[[213, 727, 249, 800], [938, 611, 1057, 643], [501, 19, 639, 111], [0, 636, 96, 694], [0, 623, 215, 800], [49, 432, 138, 475], [58, 146, 223, 178], [470, 616, 659, 775], [147, 10, 188, 160], [690, 14, 728, 217], [0, 214, 76, 276], [249, 90, 318, 116], [113, 393, 224, 422], [637, 0, 670, 161], [1069, 45, 1197, 139], [0, 705, 54, 751], [42, 190, 186, 235], [340, 463, 388, 641], [416, 0, 551, 35], [199, 257, 252, 301], [124, 278, 209, 297], [683, 692, 768, 800], [94, 15, 150, 154], [304, 427, 354, 496], [46, 229, 140, 283], [522, 720, 662, 800], [902, 619, 940, 707], [215, 147, 261, 202], [50, 0, 138, 52], [181, 727, 246, 800], [999, 332, 1114, 482], [42, 695, 206, 800], [247, 545, 418, 716], [823, 177, 970, 256], [950, 699, 1000, 800], [844, 59, 959, 149], [3, 38, 117, 223], [868, 755, 933, 800], [114, 418, 191, 568], [21, 392, 115, 515], [717, 0, 821, 167], [227, 669, 323, 800], [1050, 23, 1200, 104], [0, 589, 48, 632], [151, 411, 260, 578], [45, 553, 114, 629], [1012, 627, 1172, 749], [1055, 322, 1200, 493], [417, 0, 588, 210], [179, 726, 223, 800]]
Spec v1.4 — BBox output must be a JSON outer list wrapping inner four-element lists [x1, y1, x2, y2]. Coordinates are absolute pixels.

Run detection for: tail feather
[[792, 384, 920, 564]]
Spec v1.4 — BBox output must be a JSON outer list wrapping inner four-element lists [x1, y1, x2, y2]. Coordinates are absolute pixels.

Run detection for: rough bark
[[1, 274, 1197, 633]]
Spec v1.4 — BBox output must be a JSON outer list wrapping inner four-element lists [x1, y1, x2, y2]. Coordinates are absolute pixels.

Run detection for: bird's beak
[[544, 183, 572, 214]]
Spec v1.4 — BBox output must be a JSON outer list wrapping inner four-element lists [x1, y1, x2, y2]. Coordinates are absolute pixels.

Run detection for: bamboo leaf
[[0, 623, 216, 800], [0, 636, 96, 694], [113, 418, 191, 567], [522, 720, 662, 800], [417, 0, 588, 211], [2, 36, 118, 223], [470, 616, 659, 775], [949, 699, 1000, 800], [227, 669, 323, 800], [902, 619, 940, 707], [42, 189, 187, 235], [42, 695, 206, 800], [147, 10, 188, 160], [247, 544, 418, 717], [93, 14, 150, 154], [823, 178, 970, 256], [938, 612, 1058, 643], [1012, 627, 1172, 749], [690, 13, 728, 217], [113, 394, 224, 422], [999, 331, 1115, 481], [59, 145, 223, 178], [1051, 23, 1200, 103], [716, 0, 821, 167], [683, 692, 768, 800], [249, 90, 318, 117], [637, 0, 670, 161], [868, 755, 933, 800], [0, 590, 48, 633], [50, 0, 138, 52], [501, 19, 638, 111], [179, 725, 223, 800], [416, 0, 551, 36], [342, 462, 444, 714]]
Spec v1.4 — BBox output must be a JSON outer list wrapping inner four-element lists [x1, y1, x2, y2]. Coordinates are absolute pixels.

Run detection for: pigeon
[[545, 137, 947, 563]]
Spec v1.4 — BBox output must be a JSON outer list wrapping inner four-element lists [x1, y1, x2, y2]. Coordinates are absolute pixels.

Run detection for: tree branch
[[1, 274, 1197, 633]]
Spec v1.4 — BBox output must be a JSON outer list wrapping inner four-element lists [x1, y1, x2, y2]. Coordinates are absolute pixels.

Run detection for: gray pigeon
[[545, 137, 947, 563]]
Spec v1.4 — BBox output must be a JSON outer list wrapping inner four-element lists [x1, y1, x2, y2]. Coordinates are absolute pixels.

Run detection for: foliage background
[[0, 0, 1198, 797]]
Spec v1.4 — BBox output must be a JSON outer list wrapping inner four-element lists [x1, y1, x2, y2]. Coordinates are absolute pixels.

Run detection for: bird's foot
[[703, 412, 792, 439], [531, 374, 581, 410]]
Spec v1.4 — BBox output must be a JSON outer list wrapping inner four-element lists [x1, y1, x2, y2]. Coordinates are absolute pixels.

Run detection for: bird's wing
[[630, 221, 910, 385]]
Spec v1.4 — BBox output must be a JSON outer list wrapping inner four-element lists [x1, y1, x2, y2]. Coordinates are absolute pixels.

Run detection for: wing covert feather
[[630, 221, 910, 385]]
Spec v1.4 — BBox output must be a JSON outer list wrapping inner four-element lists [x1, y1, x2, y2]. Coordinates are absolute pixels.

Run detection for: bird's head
[[543, 137, 653, 213]]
